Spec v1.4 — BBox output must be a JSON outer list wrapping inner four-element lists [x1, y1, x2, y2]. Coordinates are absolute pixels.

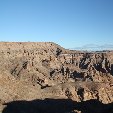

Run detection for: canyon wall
[[0, 42, 113, 113]]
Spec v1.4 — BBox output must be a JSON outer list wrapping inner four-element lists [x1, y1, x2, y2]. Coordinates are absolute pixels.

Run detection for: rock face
[[0, 42, 113, 113]]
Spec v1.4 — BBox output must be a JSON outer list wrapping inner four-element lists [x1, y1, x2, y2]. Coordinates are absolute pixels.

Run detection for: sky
[[0, 0, 113, 48]]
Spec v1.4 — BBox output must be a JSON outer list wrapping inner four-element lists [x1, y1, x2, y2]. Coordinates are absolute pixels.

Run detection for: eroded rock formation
[[0, 42, 113, 113]]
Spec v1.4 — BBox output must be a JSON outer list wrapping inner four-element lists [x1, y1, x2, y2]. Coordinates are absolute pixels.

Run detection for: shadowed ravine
[[2, 99, 113, 113]]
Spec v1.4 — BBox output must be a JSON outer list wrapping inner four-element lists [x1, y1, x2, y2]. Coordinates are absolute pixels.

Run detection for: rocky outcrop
[[0, 42, 113, 113]]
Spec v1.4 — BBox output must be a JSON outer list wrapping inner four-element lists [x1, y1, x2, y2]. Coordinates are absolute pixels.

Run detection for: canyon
[[0, 42, 113, 113]]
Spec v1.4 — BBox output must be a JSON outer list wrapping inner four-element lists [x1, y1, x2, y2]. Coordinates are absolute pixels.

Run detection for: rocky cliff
[[0, 42, 113, 113]]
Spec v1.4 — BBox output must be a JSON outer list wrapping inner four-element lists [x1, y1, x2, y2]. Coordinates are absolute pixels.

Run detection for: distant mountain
[[71, 44, 113, 51]]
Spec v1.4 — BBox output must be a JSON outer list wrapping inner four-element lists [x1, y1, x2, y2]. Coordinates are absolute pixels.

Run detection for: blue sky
[[0, 0, 113, 48]]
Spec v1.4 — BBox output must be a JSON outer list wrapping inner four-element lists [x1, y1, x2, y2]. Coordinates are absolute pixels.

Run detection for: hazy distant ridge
[[71, 44, 113, 51]]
